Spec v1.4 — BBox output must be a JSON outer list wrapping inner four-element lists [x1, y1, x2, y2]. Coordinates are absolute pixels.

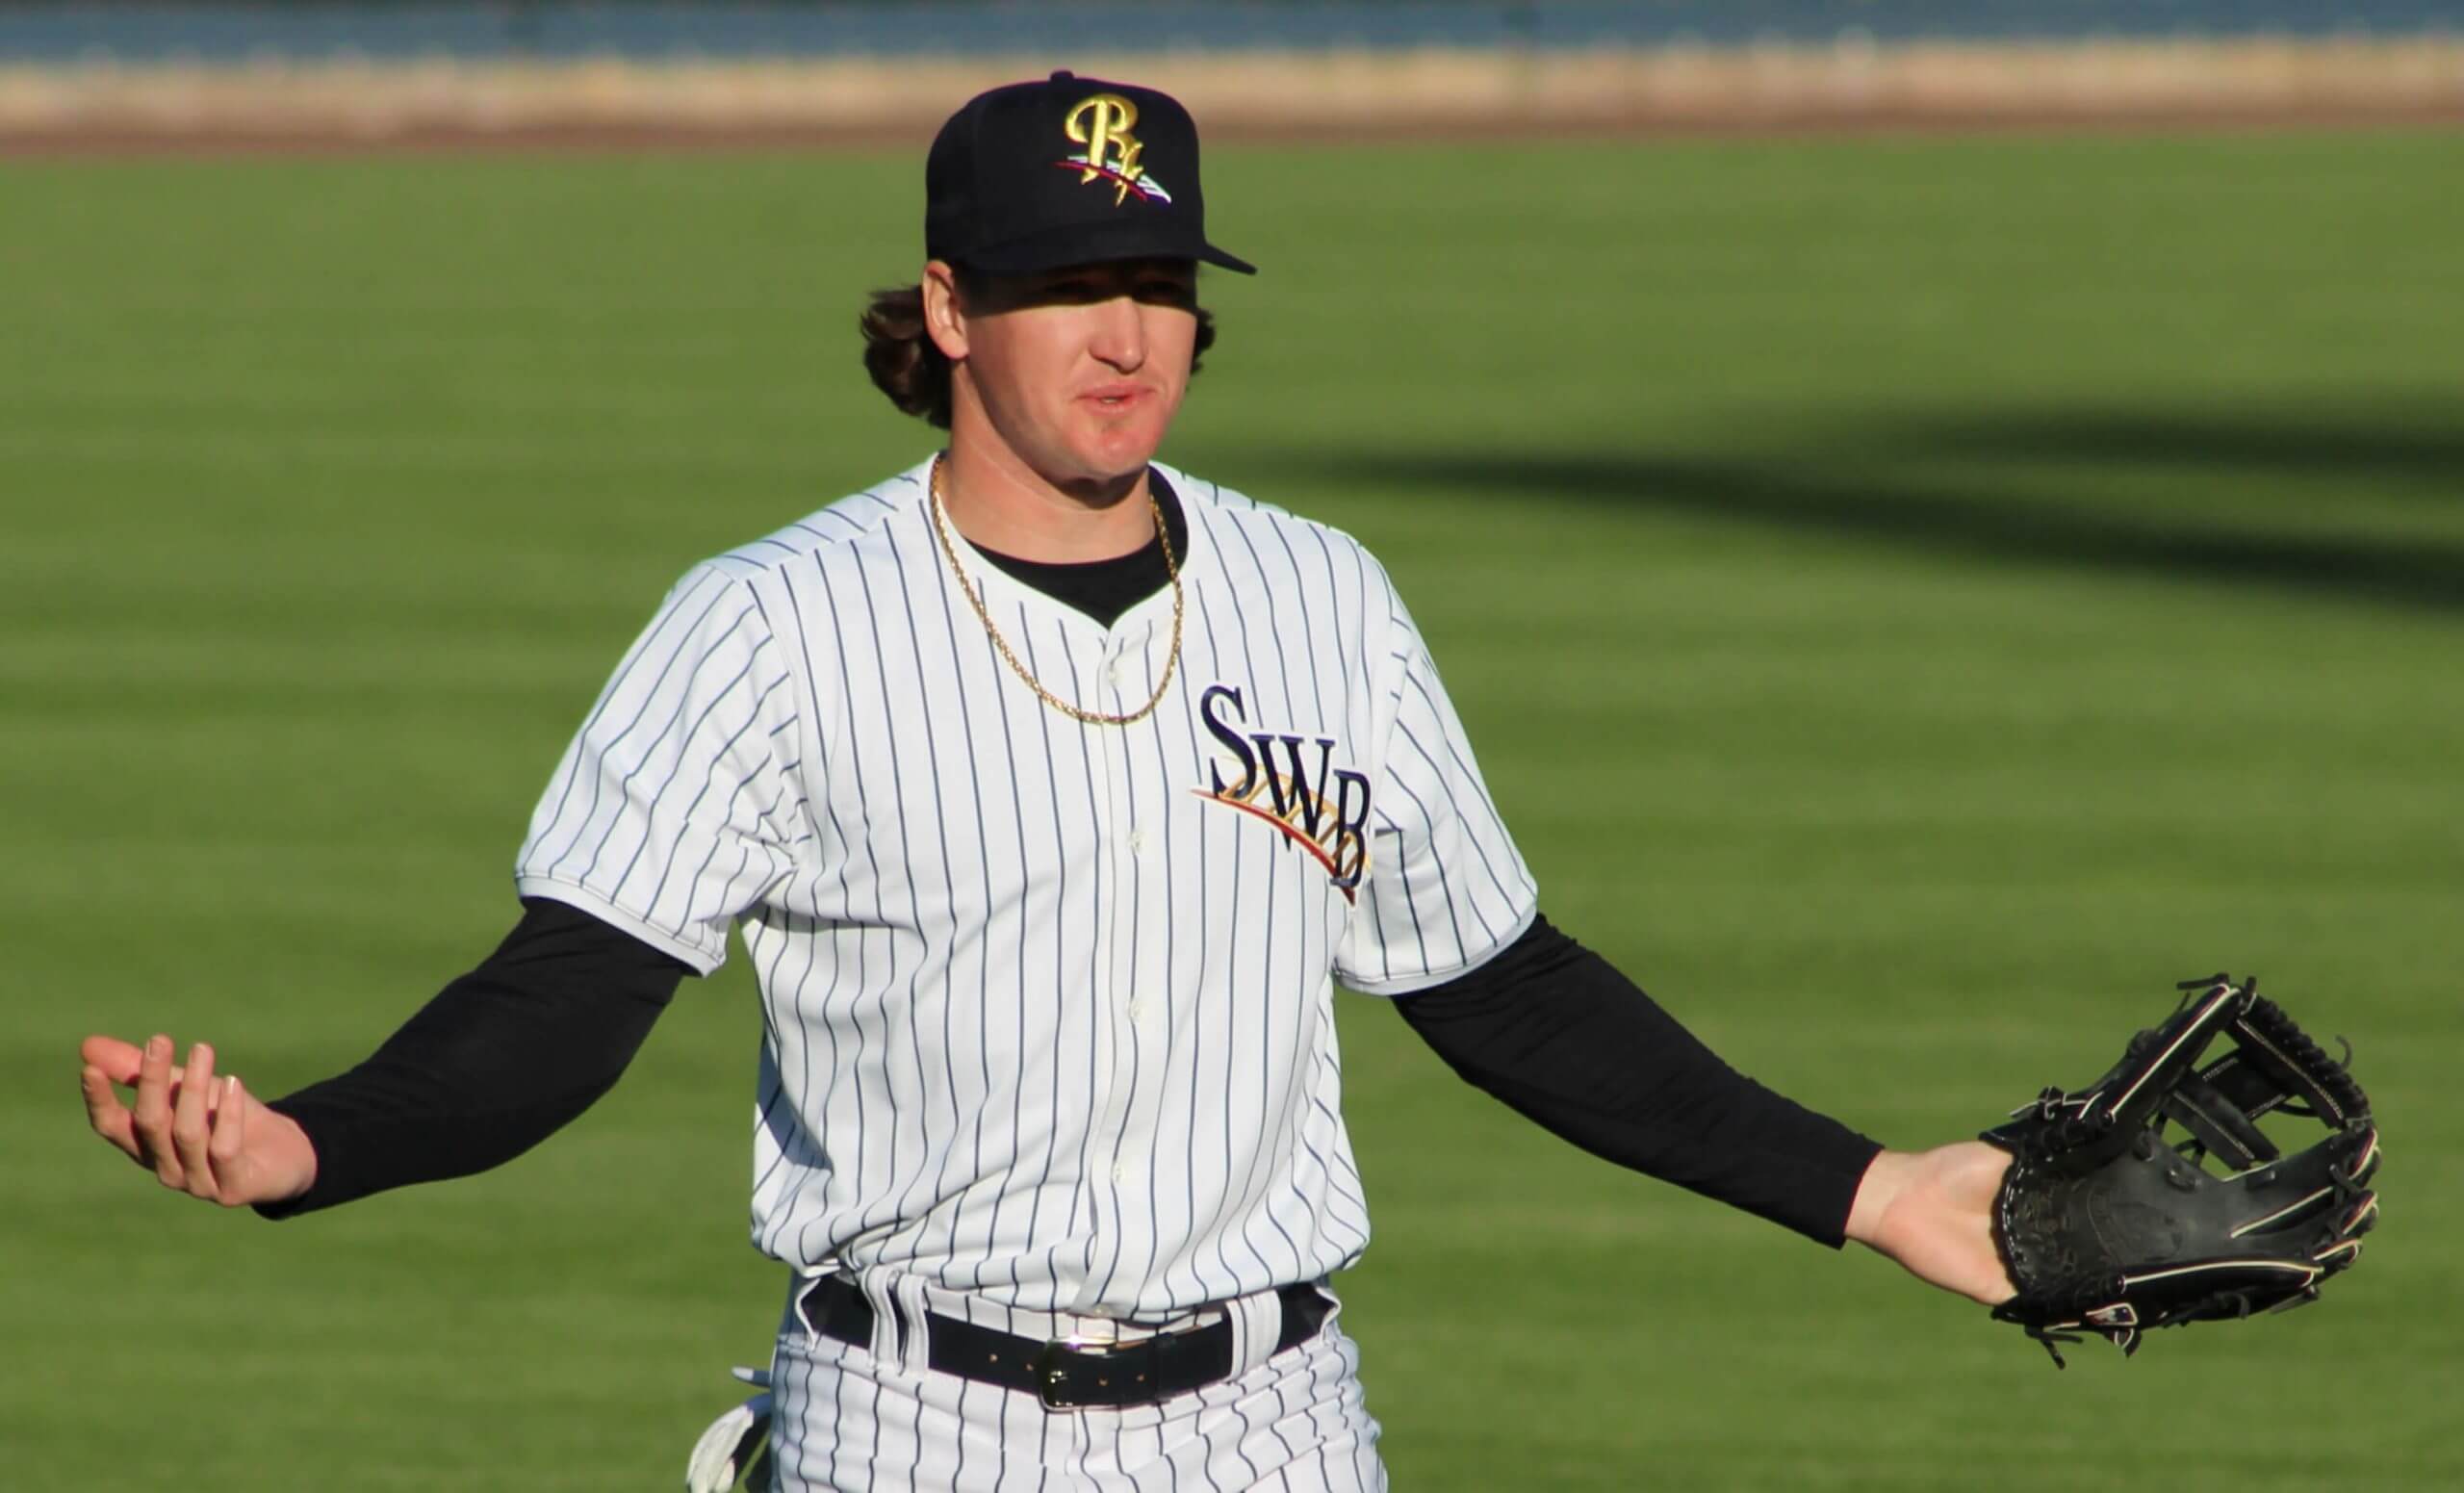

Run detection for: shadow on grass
[[1854, 404, 2464, 498], [1252, 402, 2464, 616]]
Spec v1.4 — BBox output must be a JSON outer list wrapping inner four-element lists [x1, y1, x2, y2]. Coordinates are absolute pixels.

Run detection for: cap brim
[[957, 218, 1257, 277], [1197, 244, 1258, 276]]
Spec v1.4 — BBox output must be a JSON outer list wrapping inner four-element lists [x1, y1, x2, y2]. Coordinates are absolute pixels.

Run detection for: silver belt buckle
[[1031, 1334, 1140, 1412]]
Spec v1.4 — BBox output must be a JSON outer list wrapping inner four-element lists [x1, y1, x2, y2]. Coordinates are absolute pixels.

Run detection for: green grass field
[[5, 133, 2461, 1490]]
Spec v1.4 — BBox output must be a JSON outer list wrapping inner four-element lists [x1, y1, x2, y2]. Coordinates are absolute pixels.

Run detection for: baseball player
[[79, 73, 2015, 1491]]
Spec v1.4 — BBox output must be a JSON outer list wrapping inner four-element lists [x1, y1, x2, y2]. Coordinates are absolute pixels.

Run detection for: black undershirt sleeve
[[255, 897, 689, 1219], [1392, 915, 1882, 1248]]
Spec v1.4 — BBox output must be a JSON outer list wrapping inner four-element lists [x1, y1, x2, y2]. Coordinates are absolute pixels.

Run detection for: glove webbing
[[2157, 980, 2367, 1171]]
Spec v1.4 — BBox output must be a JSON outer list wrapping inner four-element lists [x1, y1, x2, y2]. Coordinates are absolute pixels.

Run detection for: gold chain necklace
[[926, 454, 1186, 728]]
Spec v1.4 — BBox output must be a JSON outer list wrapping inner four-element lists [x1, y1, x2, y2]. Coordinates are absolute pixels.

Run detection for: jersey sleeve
[[513, 563, 808, 974], [1334, 593, 1539, 996]]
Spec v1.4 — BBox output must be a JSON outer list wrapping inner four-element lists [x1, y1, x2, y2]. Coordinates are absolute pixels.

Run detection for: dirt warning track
[[5, 40, 2461, 153]]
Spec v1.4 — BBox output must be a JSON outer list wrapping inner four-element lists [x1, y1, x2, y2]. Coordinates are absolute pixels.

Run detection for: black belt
[[800, 1275, 1331, 1411]]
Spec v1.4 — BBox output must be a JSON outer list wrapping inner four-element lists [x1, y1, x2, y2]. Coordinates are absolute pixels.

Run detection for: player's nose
[[1085, 296, 1146, 373]]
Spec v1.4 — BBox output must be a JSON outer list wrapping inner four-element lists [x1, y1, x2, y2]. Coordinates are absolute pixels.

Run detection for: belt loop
[[1225, 1288, 1282, 1378], [890, 1275, 933, 1377], [859, 1271, 904, 1367], [783, 1273, 823, 1346]]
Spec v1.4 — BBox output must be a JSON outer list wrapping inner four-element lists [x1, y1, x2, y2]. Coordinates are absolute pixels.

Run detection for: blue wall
[[2, 2, 2457, 64]]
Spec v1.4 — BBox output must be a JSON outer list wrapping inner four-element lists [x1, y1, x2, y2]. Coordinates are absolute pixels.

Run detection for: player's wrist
[[1843, 1148, 1916, 1249], [245, 1099, 321, 1211], [264, 1106, 319, 1198]]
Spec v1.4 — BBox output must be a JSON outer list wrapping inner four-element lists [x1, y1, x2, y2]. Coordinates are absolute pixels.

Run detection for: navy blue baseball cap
[[925, 71, 1257, 277]]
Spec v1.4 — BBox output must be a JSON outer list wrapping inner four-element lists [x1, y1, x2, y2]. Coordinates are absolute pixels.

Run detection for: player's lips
[[1078, 382, 1152, 413]]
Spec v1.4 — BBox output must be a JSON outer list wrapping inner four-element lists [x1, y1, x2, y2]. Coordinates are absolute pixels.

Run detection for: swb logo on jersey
[[1193, 684, 1372, 900]]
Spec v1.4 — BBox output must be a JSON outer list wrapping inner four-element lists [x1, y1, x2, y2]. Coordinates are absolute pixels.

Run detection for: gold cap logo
[[1060, 93, 1170, 206]]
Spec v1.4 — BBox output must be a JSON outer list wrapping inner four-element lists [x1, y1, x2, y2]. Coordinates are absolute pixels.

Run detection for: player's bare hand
[[1845, 1142, 2017, 1305], [79, 1034, 317, 1207]]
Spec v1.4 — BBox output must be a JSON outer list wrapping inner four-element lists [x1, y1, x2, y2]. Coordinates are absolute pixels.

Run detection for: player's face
[[939, 258, 1200, 489]]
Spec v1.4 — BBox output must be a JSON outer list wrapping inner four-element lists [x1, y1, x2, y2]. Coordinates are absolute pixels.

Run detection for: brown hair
[[860, 278, 1218, 429]]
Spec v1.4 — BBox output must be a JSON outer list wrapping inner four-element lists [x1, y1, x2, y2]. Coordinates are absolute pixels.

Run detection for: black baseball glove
[[1981, 974, 2379, 1366]]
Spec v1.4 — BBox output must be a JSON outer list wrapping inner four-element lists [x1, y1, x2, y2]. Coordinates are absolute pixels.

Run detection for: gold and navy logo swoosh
[[1191, 683, 1371, 901]]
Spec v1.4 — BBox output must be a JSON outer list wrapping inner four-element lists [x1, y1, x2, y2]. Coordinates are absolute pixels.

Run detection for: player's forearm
[[1394, 916, 1881, 1246], [257, 898, 685, 1218]]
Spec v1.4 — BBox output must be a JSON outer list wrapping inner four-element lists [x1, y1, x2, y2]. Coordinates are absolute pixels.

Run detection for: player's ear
[[921, 261, 969, 362]]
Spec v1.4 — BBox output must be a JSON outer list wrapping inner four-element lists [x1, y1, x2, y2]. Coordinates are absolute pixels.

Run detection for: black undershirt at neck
[[972, 473, 1189, 630]]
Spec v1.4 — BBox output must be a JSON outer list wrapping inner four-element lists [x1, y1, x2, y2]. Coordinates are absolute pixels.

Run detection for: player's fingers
[[170, 1043, 219, 1198], [131, 1034, 183, 1187], [81, 1034, 146, 1085], [207, 1075, 249, 1206], [80, 1065, 143, 1162]]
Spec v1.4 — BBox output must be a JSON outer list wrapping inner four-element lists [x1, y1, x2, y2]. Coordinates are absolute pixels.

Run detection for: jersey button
[[1126, 827, 1148, 855], [1105, 661, 1126, 688], [1111, 1162, 1129, 1184]]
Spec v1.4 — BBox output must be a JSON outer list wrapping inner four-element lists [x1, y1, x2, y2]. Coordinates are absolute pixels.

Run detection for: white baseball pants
[[767, 1285, 1388, 1492]]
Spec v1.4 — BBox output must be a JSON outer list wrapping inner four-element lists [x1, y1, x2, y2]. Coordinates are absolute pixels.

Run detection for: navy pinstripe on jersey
[[516, 457, 1536, 1322]]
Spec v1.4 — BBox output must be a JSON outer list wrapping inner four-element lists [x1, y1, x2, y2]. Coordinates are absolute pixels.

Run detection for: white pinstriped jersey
[[515, 457, 1535, 1322]]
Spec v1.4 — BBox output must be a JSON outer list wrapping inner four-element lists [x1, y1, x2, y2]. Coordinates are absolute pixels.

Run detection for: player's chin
[[1065, 405, 1176, 477]]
